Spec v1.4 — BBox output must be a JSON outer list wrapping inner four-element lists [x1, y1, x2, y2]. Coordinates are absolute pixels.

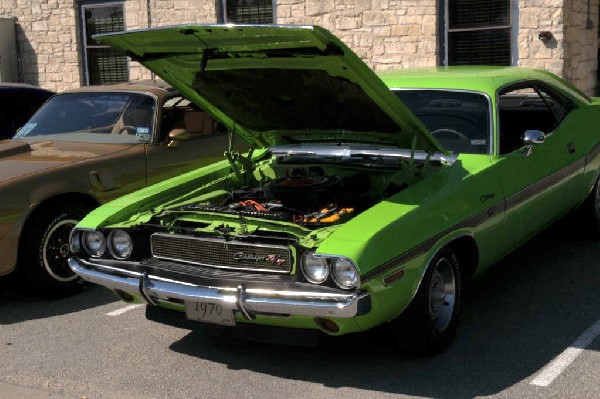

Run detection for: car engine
[[180, 167, 373, 227]]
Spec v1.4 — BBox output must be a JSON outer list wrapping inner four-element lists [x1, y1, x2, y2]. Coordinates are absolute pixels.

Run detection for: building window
[[442, 0, 513, 66], [81, 2, 128, 85], [219, 0, 275, 24]]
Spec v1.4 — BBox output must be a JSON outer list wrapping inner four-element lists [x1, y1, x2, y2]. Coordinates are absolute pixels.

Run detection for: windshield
[[14, 92, 156, 144], [393, 89, 491, 154]]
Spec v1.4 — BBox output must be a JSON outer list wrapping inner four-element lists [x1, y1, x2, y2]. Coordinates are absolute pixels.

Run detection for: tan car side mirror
[[167, 128, 191, 148]]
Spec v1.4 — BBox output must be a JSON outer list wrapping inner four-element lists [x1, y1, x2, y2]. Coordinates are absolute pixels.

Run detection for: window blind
[[225, 0, 273, 24]]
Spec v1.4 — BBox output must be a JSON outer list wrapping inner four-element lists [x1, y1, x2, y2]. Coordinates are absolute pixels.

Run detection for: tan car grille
[[150, 233, 292, 273]]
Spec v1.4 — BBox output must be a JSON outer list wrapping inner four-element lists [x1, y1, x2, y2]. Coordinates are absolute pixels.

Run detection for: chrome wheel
[[390, 247, 462, 355], [428, 257, 457, 332], [21, 204, 90, 296]]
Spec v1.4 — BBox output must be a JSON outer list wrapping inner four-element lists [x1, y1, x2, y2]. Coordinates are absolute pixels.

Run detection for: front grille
[[150, 233, 292, 273]]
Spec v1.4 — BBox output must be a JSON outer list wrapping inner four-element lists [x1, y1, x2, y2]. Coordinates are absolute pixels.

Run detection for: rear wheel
[[587, 175, 600, 233], [391, 247, 462, 355], [20, 204, 90, 296]]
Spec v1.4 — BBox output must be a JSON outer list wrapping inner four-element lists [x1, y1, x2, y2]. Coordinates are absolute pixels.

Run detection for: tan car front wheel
[[20, 204, 90, 296]]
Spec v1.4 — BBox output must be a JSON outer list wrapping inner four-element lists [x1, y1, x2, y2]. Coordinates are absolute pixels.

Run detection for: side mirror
[[167, 128, 190, 148], [522, 130, 545, 157], [523, 130, 545, 145]]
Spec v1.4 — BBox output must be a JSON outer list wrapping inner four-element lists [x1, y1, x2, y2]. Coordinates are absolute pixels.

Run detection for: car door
[[495, 82, 587, 245], [145, 96, 233, 186]]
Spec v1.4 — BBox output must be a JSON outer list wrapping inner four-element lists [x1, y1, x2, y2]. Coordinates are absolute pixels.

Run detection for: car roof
[[377, 66, 591, 105], [0, 82, 54, 93], [62, 80, 178, 101]]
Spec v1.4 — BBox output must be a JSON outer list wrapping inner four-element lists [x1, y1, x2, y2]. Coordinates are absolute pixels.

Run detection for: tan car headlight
[[82, 231, 106, 258], [108, 230, 133, 259], [69, 230, 81, 254]]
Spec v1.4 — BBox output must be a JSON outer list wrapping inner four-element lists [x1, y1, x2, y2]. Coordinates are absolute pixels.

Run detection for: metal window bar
[[444, 0, 513, 66], [223, 0, 274, 24], [81, 2, 128, 85]]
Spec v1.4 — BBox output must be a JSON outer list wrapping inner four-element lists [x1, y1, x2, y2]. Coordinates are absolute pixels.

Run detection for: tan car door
[[87, 143, 148, 203]]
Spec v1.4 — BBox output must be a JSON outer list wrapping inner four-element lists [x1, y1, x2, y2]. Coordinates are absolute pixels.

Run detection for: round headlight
[[302, 253, 329, 284], [108, 230, 133, 259], [82, 231, 106, 258], [69, 230, 81, 254], [332, 258, 360, 289]]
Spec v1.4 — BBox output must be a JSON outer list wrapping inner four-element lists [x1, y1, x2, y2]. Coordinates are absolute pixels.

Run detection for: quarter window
[[443, 0, 513, 66], [498, 84, 572, 154], [80, 2, 128, 85], [219, 0, 275, 24]]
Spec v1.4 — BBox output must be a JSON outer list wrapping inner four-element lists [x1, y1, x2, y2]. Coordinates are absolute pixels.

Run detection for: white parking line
[[106, 304, 144, 316], [531, 318, 600, 387]]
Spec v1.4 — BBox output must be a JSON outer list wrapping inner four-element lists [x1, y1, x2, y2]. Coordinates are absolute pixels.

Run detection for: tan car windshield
[[14, 92, 156, 144]]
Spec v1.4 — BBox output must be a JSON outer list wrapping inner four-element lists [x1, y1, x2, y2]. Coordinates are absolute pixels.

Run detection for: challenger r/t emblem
[[234, 252, 286, 265]]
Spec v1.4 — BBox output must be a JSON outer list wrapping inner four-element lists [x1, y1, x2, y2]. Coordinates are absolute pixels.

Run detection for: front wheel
[[20, 204, 91, 296], [390, 247, 462, 355]]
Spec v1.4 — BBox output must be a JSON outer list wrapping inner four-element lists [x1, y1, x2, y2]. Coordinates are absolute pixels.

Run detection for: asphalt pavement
[[1, 222, 599, 399]]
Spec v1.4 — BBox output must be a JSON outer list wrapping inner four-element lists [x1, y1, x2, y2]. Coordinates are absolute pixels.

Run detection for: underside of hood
[[95, 24, 444, 154]]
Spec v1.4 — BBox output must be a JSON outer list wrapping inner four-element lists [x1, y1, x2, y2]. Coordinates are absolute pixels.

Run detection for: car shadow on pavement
[[168, 227, 600, 397], [0, 283, 117, 325]]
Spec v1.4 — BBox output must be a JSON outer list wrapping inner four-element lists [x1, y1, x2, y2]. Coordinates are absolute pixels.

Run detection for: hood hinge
[[225, 128, 255, 185]]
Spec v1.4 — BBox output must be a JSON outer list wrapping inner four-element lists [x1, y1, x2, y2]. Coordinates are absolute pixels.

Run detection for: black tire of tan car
[[20, 204, 89, 296], [390, 247, 462, 356]]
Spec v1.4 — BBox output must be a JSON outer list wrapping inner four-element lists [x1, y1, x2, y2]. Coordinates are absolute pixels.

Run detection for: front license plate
[[185, 301, 235, 326]]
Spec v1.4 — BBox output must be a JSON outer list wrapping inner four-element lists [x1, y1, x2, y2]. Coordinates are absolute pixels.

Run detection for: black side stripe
[[505, 157, 585, 210], [585, 141, 600, 165], [363, 148, 597, 283]]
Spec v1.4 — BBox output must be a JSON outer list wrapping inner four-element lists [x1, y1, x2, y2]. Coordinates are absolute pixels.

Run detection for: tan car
[[0, 82, 231, 295]]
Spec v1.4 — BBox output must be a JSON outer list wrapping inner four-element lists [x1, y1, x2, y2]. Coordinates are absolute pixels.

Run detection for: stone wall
[[277, 0, 439, 70], [0, 0, 80, 91], [0, 0, 218, 91], [563, 0, 598, 95], [125, 0, 217, 81], [517, 0, 565, 76], [0, 0, 598, 94]]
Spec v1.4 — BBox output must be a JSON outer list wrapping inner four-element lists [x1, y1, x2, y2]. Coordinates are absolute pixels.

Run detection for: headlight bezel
[[331, 257, 361, 289], [301, 252, 330, 284], [69, 230, 82, 254], [81, 230, 107, 258], [107, 229, 134, 260], [301, 252, 361, 290]]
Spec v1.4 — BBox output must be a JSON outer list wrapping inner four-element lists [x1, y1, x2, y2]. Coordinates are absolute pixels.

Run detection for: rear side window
[[394, 89, 491, 154]]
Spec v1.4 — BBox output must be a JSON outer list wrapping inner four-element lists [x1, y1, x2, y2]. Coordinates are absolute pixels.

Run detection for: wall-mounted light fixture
[[538, 31, 553, 41]]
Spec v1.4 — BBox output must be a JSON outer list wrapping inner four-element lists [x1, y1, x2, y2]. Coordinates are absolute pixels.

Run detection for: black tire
[[582, 175, 600, 235], [390, 247, 462, 355], [20, 204, 90, 296]]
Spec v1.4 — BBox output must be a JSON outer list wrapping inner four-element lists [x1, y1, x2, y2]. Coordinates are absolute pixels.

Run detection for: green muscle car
[[68, 25, 600, 354]]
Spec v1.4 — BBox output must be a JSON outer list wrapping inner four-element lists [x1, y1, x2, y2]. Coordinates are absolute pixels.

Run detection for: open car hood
[[96, 24, 444, 153]]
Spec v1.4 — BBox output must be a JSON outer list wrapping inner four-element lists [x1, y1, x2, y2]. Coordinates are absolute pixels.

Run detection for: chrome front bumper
[[69, 258, 370, 319]]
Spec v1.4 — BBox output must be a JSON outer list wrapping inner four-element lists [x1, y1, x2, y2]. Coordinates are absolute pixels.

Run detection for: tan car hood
[[0, 139, 130, 184]]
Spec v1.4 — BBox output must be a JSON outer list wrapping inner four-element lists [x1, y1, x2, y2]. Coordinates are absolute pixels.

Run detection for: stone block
[[278, 5, 292, 18], [372, 26, 391, 36], [385, 39, 417, 54], [306, 0, 334, 16], [363, 10, 398, 26], [391, 24, 420, 36], [31, 21, 48, 31], [335, 14, 362, 29]]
